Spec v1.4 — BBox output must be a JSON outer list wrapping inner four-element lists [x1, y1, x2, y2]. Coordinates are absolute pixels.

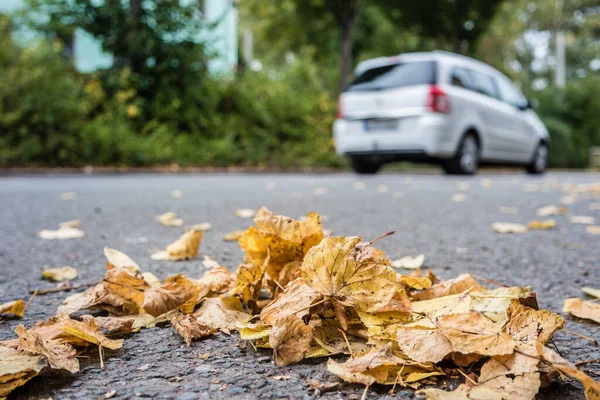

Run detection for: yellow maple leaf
[[301, 236, 397, 313]]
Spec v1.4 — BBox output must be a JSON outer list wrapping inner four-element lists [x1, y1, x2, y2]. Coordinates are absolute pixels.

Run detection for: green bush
[[533, 77, 600, 168], [0, 21, 342, 168]]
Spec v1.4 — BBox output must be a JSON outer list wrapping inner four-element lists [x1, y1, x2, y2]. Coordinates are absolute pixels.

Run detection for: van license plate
[[364, 119, 398, 132]]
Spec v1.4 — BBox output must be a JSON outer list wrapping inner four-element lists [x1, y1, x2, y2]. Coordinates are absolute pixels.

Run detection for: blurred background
[[0, 0, 598, 170]]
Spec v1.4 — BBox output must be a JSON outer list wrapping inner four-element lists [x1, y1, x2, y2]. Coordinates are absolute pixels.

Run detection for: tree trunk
[[339, 23, 353, 93]]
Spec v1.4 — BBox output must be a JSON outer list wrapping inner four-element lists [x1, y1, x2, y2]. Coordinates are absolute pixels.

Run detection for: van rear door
[[340, 60, 437, 120]]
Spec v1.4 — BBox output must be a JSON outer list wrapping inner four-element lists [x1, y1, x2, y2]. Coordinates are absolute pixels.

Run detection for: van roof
[[354, 51, 496, 76]]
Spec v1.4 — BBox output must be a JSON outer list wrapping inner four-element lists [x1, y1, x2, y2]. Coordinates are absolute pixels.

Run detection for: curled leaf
[[142, 274, 199, 317], [563, 298, 600, 324], [42, 266, 77, 282], [0, 300, 25, 318], [151, 230, 203, 261], [156, 212, 184, 227], [171, 314, 212, 345]]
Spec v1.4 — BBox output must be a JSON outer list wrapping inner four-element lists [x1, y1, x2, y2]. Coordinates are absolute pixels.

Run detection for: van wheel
[[526, 143, 548, 174], [351, 157, 381, 174], [443, 134, 479, 175]]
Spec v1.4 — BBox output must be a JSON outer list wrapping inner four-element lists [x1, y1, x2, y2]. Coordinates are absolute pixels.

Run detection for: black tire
[[526, 143, 548, 174], [442, 134, 479, 175], [350, 157, 381, 174]]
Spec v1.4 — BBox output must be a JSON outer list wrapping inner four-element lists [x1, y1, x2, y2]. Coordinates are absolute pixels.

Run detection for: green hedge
[[0, 30, 343, 168], [532, 77, 600, 168]]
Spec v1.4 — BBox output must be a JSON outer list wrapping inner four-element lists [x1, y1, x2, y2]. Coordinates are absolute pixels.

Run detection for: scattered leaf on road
[[0, 300, 25, 318], [61, 192, 77, 200], [151, 229, 203, 261], [537, 205, 566, 216], [569, 216, 595, 225], [171, 189, 182, 198], [582, 287, 600, 299], [235, 208, 256, 218], [0, 346, 46, 397], [38, 223, 85, 240], [499, 207, 519, 214], [222, 230, 243, 241], [452, 193, 469, 203], [156, 212, 184, 227], [492, 222, 528, 234], [42, 266, 77, 282], [391, 254, 425, 269], [563, 298, 600, 324], [586, 226, 600, 235], [527, 219, 556, 230]]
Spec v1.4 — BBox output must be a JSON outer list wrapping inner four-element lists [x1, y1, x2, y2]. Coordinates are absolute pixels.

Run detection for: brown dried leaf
[[16, 324, 79, 373], [260, 278, 321, 326], [0, 346, 47, 398], [540, 346, 600, 400], [412, 274, 481, 301], [170, 314, 212, 345], [505, 300, 564, 345], [195, 266, 236, 300], [437, 311, 515, 356], [301, 236, 396, 312], [81, 315, 135, 335], [193, 297, 250, 334], [563, 298, 600, 324], [327, 344, 442, 386], [269, 315, 313, 366], [396, 326, 452, 363], [142, 274, 199, 317], [0, 299, 25, 318]]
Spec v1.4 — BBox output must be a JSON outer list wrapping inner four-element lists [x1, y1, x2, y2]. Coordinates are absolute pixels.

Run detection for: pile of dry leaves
[[1, 207, 599, 399]]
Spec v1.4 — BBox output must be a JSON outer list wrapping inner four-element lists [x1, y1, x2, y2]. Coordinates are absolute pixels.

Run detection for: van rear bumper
[[333, 115, 456, 159], [344, 150, 440, 163]]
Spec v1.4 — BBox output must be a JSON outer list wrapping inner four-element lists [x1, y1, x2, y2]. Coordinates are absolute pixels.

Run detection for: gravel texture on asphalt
[[1, 172, 599, 400]]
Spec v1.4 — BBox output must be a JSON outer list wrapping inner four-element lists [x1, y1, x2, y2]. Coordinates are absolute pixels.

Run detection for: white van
[[333, 51, 550, 175]]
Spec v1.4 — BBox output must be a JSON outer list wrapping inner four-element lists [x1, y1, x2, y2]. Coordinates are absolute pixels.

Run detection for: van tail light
[[426, 85, 451, 114], [336, 96, 343, 118]]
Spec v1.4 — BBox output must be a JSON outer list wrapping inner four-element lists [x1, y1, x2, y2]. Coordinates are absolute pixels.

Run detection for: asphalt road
[[1, 171, 599, 400]]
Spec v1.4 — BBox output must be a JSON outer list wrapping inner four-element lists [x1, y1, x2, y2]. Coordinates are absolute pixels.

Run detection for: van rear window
[[346, 61, 436, 92]]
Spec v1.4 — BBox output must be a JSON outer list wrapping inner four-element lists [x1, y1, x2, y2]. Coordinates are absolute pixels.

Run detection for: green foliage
[[0, 18, 341, 168], [532, 77, 600, 168], [0, 18, 92, 165]]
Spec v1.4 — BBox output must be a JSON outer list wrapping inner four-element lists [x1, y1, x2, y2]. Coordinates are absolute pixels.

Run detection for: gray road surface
[[1, 172, 599, 399]]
